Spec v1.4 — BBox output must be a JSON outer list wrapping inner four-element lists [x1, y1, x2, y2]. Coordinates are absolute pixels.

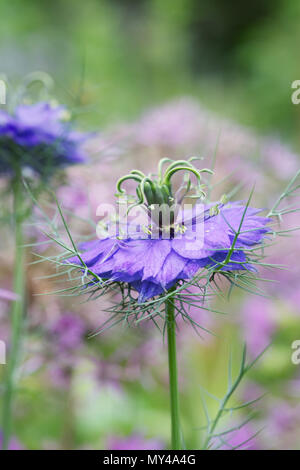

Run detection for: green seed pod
[[152, 185, 166, 206], [161, 184, 172, 205], [143, 181, 154, 206]]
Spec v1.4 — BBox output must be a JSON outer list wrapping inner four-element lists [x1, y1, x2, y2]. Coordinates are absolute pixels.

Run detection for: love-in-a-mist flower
[[45, 158, 300, 451], [0, 102, 87, 177], [67, 158, 271, 303], [0, 100, 89, 451], [40, 155, 299, 451]]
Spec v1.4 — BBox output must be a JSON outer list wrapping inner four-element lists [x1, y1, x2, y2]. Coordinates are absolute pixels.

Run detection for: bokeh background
[[0, 0, 300, 450]]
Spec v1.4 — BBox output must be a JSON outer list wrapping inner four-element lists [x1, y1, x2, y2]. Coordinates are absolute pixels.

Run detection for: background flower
[[107, 434, 164, 450], [0, 102, 88, 176]]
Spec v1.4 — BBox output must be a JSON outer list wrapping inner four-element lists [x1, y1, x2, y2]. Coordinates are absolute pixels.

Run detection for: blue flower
[[0, 102, 87, 176], [68, 202, 270, 303]]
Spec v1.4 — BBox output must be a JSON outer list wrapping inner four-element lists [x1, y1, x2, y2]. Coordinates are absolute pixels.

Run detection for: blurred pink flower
[[135, 99, 202, 150], [263, 140, 299, 180], [261, 400, 300, 449], [107, 434, 164, 450], [0, 288, 19, 301], [51, 313, 86, 351], [241, 297, 277, 357], [242, 382, 265, 404], [45, 313, 86, 389], [48, 359, 75, 389], [0, 431, 23, 450], [217, 423, 260, 450], [266, 402, 300, 434]]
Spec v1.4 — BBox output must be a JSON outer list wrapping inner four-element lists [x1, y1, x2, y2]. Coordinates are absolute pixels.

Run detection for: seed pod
[[161, 184, 172, 205], [152, 185, 165, 206], [143, 181, 154, 206]]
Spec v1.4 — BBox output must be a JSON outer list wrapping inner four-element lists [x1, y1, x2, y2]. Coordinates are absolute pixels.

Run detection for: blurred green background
[[1, 0, 299, 142]]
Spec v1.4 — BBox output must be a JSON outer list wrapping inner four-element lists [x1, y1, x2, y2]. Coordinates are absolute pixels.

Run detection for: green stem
[[2, 173, 25, 450], [166, 290, 181, 450]]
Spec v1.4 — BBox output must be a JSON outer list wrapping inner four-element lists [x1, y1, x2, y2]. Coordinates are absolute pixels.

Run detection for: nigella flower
[[0, 101, 90, 450], [67, 158, 271, 303], [0, 102, 87, 177], [44, 157, 298, 451]]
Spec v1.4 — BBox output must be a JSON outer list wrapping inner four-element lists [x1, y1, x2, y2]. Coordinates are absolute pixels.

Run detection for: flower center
[[115, 158, 213, 235]]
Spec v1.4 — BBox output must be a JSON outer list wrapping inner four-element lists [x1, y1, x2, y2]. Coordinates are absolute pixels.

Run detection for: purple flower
[[0, 430, 23, 450], [217, 424, 260, 450], [241, 297, 277, 357], [263, 401, 300, 449], [107, 434, 164, 450], [51, 313, 85, 351], [0, 102, 87, 176], [0, 288, 19, 301], [268, 403, 296, 433], [263, 140, 300, 181], [48, 359, 75, 389], [135, 99, 202, 150], [68, 201, 270, 303]]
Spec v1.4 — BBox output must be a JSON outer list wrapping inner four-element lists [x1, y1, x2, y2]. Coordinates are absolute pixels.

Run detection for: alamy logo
[[0, 79, 6, 105], [291, 340, 300, 365], [0, 340, 6, 365], [96, 201, 205, 251]]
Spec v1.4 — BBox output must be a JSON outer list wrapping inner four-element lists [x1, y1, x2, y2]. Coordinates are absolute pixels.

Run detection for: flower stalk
[[2, 170, 25, 450], [166, 290, 181, 450]]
